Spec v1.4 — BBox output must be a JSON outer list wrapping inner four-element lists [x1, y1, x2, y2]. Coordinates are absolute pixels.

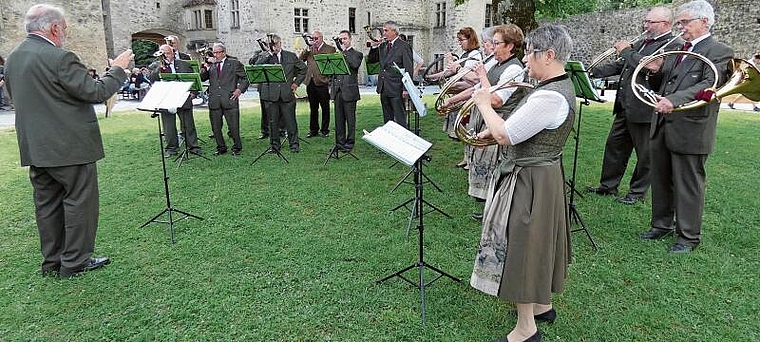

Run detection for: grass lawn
[[1, 96, 759, 341]]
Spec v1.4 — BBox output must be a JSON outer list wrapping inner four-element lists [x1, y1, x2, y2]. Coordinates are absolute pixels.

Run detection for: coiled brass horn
[[302, 33, 314, 48], [363, 25, 383, 43], [631, 50, 719, 111], [455, 78, 535, 147]]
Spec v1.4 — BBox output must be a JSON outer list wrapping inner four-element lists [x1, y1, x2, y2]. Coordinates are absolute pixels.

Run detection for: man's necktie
[[643, 38, 655, 46], [676, 42, 692, 66], [216, 62, 221, 75], [387, 42, 392, 54], [312, 46, 319, 54]]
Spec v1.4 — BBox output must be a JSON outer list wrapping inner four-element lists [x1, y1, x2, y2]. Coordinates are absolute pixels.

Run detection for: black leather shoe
[[306, 132, 318, 138], [639, 229, 673, 240], [534, 308, 556, 324], [669, 243, 694, 254], [290, 147, 300, 153], [587, 186, 618, 196], [320, 132, 329, 137], [727, 103, 735, 109], [471, 213, 483, 221], [59, 257, 111, 278], [257, 134, 269, 140], [231, 149, 242, 156], [212, 150, 227, 156], [617, 194, 645, 205]]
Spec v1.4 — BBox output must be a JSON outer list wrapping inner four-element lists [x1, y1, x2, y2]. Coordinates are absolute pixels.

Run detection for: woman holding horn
[[469, 25, 575, 342]]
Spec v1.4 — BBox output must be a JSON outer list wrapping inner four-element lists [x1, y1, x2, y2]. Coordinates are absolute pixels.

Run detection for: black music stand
[[389, 65, 449, 235], [245, 64, 291, 164], [364, 121, 461, 323], [565, 61, 602, 250], [137, 82, 203, 243], [314, 53, 359, 166], [158, 72, 211, 167]]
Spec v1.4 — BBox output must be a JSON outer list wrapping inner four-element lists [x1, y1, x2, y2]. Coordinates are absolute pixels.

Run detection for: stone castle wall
[[1, 0, 758, 81]]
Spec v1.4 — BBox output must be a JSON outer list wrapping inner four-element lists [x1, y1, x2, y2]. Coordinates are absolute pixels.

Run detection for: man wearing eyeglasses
[[367, 21, 414, 128], [587, 6, 682, 205], [638, 0, 734, 254]]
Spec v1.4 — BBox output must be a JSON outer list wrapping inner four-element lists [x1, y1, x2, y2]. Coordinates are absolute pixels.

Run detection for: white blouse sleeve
[[503, 90, 569, 145], [493, 64, 525, 105]]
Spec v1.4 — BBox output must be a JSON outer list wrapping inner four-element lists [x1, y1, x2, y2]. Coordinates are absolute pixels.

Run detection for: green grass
[[1, 96, 759, 341]]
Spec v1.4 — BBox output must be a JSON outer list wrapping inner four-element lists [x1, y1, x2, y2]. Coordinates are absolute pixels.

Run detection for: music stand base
[[324, 145, 358, 166], [140, 207, 203, 244], [252, 146, 289, 165], [569, 203, 598, 250]]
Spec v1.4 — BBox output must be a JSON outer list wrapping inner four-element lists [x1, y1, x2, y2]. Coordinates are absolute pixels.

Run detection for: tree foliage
[[131, 40, 159, 67]]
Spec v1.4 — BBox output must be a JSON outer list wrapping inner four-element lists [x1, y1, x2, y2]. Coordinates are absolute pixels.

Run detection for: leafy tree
[[132, 40, 159, 67]]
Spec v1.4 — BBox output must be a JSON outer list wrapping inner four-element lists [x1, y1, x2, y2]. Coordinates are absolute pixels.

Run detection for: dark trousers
[[161, 107, 199, 153], [380, 94, 407, 128], [307, 82, 331, 135], [334, 95, 357, 150], [259, 98, 268, 136], [209, 106, 242, 152], [265, 99, 299, 150], [649, 128, 708, 247], [598, 114, 650, 197], [30, 163, 99, 272]]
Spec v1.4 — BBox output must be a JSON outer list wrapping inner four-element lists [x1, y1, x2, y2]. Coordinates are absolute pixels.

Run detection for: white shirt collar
[[30, 33, 56, 47]]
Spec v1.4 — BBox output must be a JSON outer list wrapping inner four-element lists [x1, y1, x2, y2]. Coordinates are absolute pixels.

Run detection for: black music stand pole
[[390, 96, 450, 236], [565, 61, 601, 250], [140, 109, 203, 243], [377, 152, 461, 323]]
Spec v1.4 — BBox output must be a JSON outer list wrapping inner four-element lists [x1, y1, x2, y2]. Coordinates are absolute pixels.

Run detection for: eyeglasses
[[458, 38, 468, 42], [675, 18, 701, 27], [643, 20, 667, 25], [212, 50, 224, 54], [492, 40, 507, 46]]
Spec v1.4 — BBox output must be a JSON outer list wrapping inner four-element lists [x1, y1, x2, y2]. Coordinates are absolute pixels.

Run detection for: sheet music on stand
[[393, 63, 427, 117], [137, 81, 192, 112], [362, 121, 432, 166]]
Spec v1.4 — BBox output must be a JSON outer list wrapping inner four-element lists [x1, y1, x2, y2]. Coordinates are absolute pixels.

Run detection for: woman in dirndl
[[469, 24, 575, 342]]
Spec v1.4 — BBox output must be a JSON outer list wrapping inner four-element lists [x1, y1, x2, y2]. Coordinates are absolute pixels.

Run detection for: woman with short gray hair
[[469, 24, 575, 342]]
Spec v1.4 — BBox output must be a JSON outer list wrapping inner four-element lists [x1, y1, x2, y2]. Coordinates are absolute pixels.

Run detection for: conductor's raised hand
[[110, 49, 133, 69]]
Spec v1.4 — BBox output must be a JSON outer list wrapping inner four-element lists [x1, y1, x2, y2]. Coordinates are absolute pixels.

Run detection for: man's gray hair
[[384, 21, 399, 33], [213, 43, 226, 52], [649, 6, 674, 24], [270, 34, 282, 44], [678, 0, 715, 28], [24, 4, 65, 33], [525, 25, 573, 63]]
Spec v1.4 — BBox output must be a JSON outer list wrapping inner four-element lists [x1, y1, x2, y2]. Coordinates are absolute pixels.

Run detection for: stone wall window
[[435, 2, 447, 28], [231, 0, 240, 29], [433, 53, 445, 72], [349, 7, 356, 34], [485, 4, 492, 27], [294, 8, 309, 33], [192, 10, 202, 30], [204, 10, 214, 29]]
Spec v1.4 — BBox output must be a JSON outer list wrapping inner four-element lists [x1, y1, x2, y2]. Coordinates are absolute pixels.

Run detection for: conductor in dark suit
[[5, 4, 133, 278], [367, 21, 414, 128], [587, 6, 682, 204], [331, 30, 364, 152], [254, 34, 308, 153], [149, 44, 201, 157], [200, 43, 249, 155], [300, 30, 336, 137], [638, 0, 734, 253]]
